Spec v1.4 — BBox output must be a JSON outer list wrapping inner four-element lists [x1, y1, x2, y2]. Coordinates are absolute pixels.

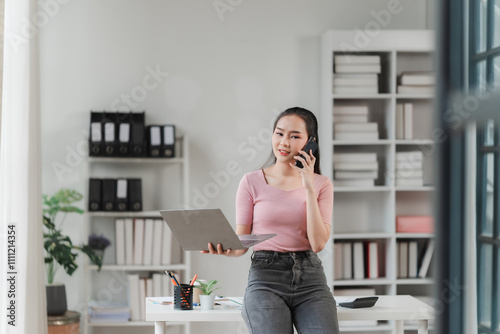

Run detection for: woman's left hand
[[291, 149, 316, 191]]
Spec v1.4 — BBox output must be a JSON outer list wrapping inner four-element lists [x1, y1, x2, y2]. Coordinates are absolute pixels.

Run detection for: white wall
[[39, 0, 433, 332]]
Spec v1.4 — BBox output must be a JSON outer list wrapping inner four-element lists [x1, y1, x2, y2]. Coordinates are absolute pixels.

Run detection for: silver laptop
[[159, 209, 276, 251]]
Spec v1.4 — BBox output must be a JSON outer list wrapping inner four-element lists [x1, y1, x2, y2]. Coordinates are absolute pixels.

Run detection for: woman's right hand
[[201, 242, 246, 257], [201, 243, 230, 255]]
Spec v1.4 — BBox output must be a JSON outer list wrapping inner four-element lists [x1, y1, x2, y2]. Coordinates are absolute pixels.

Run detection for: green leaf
[[43, 230, 78, 276], [43, 216, 55, 230], [54, 189, 83, 204], [194, 279, 220, 295], [81, 245, 103, 271], [42, 188, 88, 282], [58, 206, 84, 214]]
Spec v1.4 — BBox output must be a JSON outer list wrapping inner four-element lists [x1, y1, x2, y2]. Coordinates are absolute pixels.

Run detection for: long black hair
[[261, 107, 322, 175]]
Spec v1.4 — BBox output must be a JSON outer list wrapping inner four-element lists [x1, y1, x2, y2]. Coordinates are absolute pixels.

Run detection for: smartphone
[[295, 137, 318, 168]]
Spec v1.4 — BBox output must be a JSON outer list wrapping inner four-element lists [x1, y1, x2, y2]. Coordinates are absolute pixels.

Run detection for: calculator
[[338, 296, 379, 308]]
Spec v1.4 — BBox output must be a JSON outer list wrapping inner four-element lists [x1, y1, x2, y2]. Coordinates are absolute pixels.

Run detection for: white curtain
[[0, 0, 47, 333], [0, 0, 4, 135], [464, 122, 478, 332]]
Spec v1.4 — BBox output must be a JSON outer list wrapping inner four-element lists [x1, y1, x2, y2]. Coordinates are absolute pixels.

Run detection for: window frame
[[476, 121, 500, 333], [469, 0, 500, 91]]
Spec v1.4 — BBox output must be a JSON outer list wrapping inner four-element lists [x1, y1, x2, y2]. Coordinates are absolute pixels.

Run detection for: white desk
[[146, 295, 434, 334]]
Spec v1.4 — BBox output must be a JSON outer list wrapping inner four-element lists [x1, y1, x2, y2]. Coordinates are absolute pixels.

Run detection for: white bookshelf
[[83, 135, 191, 334], [320, 30, 436, 330]]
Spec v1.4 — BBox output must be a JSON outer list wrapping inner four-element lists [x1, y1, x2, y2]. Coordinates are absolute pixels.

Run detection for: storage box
[[396, 216, 434, 233]]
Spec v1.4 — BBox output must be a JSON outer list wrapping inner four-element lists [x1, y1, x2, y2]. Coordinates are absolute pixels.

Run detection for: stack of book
[[397, 71, 435, 94], [88, 301, 130, 323], [333, 153, 378, 187], [114, 217, 182, 266], [395, 103, 414, 139], [395, 151, 423, 186], [334, 241, 380, 280], [333, 55, 381, 94], [127, 272, 181, 321], [397, 239, 435, 279], [333, 105, 379, 141]]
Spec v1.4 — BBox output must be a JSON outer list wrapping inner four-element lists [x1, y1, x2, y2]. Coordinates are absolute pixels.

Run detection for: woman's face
[[272, 115, 309, 165]]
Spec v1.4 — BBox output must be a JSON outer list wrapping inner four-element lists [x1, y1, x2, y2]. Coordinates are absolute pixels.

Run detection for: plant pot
[[199, 294, 216, 310], [46, 283, 67, 316]]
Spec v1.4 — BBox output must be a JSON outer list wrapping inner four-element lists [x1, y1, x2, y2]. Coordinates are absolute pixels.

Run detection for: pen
[[165, 271, 180, 286], [172, 272, 181, 286], [189, 274, 197, 286]]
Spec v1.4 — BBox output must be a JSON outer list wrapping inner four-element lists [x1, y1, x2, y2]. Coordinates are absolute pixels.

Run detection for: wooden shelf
[[334, 278, 393, 286], [86, 321, 185, 327], [334, 186, 391, 192], [88, 264, 188, 271], [395, 233, 434, 239], [396, 278, 434, 285], [334, 232, 393, 240], [332, 139, 392, 146], [321, 30, 435, 307], [88, 157, 184, 164], [83, 136, 191, 334], [332, 93, 392, 99], [87, 210, 161, 218]]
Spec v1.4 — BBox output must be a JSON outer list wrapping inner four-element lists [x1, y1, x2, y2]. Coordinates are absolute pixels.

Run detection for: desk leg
[[395, 320, 404, 334], [155, 321, 166, 334], [418, 320, 429, 334]]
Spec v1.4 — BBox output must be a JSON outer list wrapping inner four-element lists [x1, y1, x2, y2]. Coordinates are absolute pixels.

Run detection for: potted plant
[[194, 280, 221, 310], [43, 188, 109, 315], [87, 234, 111, 263]]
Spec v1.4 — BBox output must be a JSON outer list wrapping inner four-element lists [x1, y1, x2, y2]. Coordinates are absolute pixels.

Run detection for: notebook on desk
[[159, 209, 276, 251]]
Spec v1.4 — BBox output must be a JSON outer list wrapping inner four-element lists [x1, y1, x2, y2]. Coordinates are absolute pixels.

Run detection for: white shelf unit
[[83, 135, 191, 334], [320, 30, 436, 332]]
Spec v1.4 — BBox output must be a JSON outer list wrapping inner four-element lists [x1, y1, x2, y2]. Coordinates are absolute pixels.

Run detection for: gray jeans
[[242, 250, 340, 334]]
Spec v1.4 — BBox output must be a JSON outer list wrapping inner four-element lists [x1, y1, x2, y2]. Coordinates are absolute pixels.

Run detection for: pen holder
[[174, 284, 193, 310]]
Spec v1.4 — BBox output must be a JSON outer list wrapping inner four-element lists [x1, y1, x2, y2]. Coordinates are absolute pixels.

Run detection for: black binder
[[130, 112, 146, 157], [117, 113, 131, 157], [147, 125, 162, 157], [103, 112, 117, 156], [102, 179, 117, 211], [89, 112, 104, 156], [128, 178, 142, 211], [88, 178, 102, 211], [162, 125, 176, 158], [116, 178, 128, 211]]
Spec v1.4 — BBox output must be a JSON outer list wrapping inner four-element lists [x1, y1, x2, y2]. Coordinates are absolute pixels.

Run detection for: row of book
[[89, 111, 176, 158], [397, 239, 434, 279], [334, 241, 380, 280], [397, 71, 435, 95], [89, 178, 142, 212], [333, 152, 378, 187], [333, 55, 381, 95], [333, 104, 379, 141], [395, 151, 424, 187], [88, 300, 130, 323], [395, 102, 414, 139], [114, 218, 182, 266], [333, 239, 435, 281]]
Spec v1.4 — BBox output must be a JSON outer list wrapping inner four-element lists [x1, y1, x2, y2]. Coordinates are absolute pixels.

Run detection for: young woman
[[204, 107, 339, 334]]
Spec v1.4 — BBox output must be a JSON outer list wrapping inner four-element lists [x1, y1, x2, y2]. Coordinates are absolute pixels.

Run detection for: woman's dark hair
[[261, 107, 322, 175]]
